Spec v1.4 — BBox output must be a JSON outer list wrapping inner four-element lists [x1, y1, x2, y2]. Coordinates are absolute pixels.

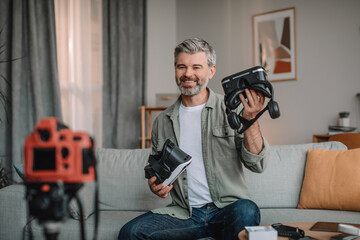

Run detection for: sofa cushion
[[243, 141, 347, 209], [95, 148, 171, 211], [68, 181, 96, 220], [26, 210, 146, 240], [297, 148, 360, 211], [70, 148, 172, 219]]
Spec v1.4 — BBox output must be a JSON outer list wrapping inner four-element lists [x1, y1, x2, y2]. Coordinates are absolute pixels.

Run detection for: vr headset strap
[[248, 80, 273, 98], [235, 104, 269, 134]]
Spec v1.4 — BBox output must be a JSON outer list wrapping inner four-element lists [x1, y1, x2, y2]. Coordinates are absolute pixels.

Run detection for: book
[[328, 125, 357, 135], [331, 234, 358, 239], [310, 222, 360, 232], [328, 130, 358, 135], [162, 158, 192, 188]]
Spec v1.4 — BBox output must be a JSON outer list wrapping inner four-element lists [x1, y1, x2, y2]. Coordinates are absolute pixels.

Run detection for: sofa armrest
[[0, 184, 27, 240]]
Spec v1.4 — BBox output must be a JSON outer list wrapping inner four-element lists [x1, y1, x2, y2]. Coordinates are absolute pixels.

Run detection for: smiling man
[[119, 38, 270, 240], [175, 50, 215, 98]]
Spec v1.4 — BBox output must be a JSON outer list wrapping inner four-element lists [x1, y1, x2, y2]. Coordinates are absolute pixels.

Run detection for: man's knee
[[232, 199, 260, 225], [119, 220, 144, 240], [118, 222, 132, 240]]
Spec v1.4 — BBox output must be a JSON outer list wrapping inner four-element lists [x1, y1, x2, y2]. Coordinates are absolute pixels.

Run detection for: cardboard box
[[245, 226, 277, 240]]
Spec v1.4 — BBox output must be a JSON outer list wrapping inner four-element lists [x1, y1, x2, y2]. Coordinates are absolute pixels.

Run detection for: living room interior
[[146, 0, 360, 146], [0, 0, 360, 239], [0, 0, 359, 163]]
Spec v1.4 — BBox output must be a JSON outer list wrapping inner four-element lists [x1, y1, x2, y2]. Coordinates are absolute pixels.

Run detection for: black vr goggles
[[144, 139, 192, 185], [222, 66, 280, 134]]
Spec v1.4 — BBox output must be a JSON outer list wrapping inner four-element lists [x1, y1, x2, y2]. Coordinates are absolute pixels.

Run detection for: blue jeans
[[118, 199, 260, 240]]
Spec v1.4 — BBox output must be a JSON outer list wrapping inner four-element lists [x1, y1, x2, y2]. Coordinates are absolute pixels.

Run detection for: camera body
[[24, 117, 95, 183]]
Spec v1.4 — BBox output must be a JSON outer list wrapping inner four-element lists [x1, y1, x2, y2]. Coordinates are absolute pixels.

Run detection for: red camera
[[24, 117, 96, 183]]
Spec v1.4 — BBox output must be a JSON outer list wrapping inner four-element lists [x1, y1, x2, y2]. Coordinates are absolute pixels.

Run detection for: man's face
[[175, 52, 216, 96]]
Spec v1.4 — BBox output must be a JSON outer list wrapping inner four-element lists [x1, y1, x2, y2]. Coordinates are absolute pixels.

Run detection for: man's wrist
[[244, 121, 264, 154]]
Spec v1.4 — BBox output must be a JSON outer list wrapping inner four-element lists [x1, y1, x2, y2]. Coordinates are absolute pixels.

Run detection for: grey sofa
[[1, 141, 359, 240]]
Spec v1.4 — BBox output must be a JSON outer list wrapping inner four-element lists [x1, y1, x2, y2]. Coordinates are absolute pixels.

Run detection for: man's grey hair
[[174, 38, 216, 67]]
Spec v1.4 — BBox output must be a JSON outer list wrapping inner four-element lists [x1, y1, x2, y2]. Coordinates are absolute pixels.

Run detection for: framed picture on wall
[[252, 7, 296, 82]]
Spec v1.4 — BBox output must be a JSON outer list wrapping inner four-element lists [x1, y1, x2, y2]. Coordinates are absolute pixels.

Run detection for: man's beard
[[176, 76, 209, 96]]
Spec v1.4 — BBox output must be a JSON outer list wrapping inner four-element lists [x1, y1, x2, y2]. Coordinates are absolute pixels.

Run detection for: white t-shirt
[[179, 102, 212, 208]]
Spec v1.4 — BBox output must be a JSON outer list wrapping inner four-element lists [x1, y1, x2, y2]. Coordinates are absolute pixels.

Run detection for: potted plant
[[0, 24, 11, 124], [0, 23, 14, 188]]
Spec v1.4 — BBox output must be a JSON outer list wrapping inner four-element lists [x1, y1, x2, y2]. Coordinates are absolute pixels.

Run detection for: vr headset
[[272, 223, 305, 239], [222, 66, 280, 134], [144, 139, 192, 185]]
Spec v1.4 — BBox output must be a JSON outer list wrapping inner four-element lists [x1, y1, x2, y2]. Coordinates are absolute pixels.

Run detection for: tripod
[[26, 182, 85, 240]]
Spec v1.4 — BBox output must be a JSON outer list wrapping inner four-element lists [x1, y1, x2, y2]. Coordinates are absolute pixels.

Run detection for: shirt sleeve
[[151, 118, 160, 155], [239, 136, 270, 173]]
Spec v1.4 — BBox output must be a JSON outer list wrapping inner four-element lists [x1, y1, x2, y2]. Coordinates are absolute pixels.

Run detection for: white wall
[[146, 0, 178, 107], [147, 0, 360, 145]]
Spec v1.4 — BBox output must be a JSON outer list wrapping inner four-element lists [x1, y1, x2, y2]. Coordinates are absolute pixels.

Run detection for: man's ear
[[209, 65, 216, 79]]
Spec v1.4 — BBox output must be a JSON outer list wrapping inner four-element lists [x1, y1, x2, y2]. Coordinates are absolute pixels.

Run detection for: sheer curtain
[[54, 0, 103, 146]]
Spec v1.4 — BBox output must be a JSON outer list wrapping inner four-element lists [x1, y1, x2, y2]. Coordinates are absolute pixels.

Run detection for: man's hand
[[148, 176, 173, 198], [238, 89, 265, 154], [239, 89, 265, 120]]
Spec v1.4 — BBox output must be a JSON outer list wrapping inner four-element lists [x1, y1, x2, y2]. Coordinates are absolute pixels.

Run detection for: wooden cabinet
[[313, 133, 360, 149], [139, 106, 167, 149], [312, 134, 330, 143]]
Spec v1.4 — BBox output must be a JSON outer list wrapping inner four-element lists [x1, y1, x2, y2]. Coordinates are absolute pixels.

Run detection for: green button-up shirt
[[150, 88, 270, 219]]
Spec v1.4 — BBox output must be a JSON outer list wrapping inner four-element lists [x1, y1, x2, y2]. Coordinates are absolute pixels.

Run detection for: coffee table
[[238, 222, 354, 240]]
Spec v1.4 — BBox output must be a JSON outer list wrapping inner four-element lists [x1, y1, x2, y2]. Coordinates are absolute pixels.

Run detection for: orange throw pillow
[[298, 148, 360, 211]]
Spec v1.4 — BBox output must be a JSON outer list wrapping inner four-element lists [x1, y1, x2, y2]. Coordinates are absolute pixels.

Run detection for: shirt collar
[[166, 88, 217, 118]]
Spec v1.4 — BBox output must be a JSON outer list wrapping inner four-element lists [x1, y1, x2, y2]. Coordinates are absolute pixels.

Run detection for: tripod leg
[[42, 221, 61, 240]]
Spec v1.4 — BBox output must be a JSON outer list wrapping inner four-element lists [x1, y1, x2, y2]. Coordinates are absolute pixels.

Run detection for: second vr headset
[[222, 66, 280, 134], [144, 139, 192, 185]]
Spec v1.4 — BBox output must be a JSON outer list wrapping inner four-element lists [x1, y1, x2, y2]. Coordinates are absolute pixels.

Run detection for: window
[[54, 0, 103, 146]]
